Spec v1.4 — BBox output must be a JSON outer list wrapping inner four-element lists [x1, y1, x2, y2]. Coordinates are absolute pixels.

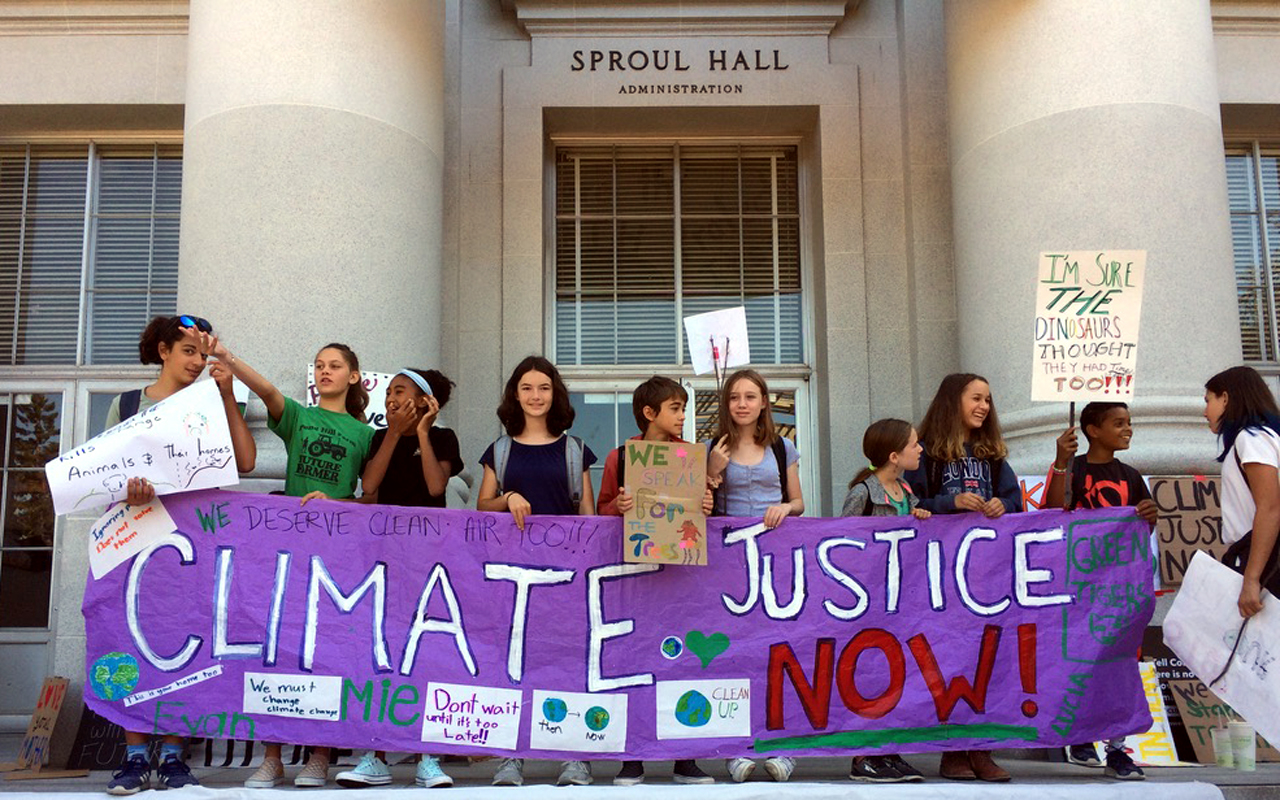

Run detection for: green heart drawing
[[685, 630, 730, 668]]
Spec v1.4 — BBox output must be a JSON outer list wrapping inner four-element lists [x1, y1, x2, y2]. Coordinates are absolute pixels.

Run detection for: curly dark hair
[[497, 356, 575, 436], [138, 315, 204, 365]]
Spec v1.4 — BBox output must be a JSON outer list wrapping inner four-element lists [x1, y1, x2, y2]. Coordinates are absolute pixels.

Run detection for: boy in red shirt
[[1045, 401, 1158, 781], [599, 376, 714, 785]]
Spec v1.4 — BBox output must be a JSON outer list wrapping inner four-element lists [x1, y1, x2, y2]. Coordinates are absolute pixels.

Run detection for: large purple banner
[[83, 491, 1153, 759]]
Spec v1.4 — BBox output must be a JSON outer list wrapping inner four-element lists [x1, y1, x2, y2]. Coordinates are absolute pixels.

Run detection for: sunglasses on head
[[176, 314, 212, 333]]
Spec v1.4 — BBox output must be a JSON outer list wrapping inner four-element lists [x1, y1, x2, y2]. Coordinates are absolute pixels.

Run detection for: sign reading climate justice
[[84, 492, 1154, 760], [1031, 250, 1146, 403]]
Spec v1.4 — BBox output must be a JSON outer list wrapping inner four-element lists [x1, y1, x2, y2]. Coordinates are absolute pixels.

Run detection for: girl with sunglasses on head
[[104, 315, 256, 795], [197, 334, 375, 788]]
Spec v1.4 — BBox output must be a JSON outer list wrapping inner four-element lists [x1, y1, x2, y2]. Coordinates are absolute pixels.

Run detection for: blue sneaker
[[158, 755, 200, 789], [415, 755, 453, 788], [107, 755, 152, 795]]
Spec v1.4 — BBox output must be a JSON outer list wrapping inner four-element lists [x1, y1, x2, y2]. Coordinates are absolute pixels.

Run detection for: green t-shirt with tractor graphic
[[269, 397, 374, 498]]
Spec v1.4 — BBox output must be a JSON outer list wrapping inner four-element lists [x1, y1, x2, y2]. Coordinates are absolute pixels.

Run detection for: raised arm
[[195, 330, 286, 423], [209, 359, 256, 473]]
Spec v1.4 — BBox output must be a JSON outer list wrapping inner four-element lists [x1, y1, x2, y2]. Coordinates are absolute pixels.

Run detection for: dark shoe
[[107, 755, 152, 795], [613, 761, 644, 787], [672, 760, 713, 785], [157, 755, 200, 789], [849, 756, 906, 783], [968, 750, 1010, 782], [885, 754, 924, 783], [939, 750, 975, 781], [1104, 749, 1145, 781], [1066, 744, 1102, 767]]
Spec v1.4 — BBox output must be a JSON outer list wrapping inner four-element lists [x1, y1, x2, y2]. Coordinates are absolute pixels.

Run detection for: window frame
[[0, 138, 182, 368], [544, 136, 814, 370]]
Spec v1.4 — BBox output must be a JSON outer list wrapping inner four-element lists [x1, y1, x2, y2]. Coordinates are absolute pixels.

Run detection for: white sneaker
[[557, 760, 593, 786], [764, 756, 795, 782], [245, 758, 284, 789], [726, 757, 756, 782], [294, 755, 329, 788], [416, 756, 454, 788], [336, 752, 391, 787], [492, 757, 524, 787]]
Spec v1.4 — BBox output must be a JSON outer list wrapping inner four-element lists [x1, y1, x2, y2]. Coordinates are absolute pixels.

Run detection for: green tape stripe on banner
[[755, 723, 1040, 751]]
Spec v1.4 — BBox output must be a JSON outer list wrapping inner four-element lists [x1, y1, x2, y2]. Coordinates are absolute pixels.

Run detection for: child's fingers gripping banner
[[83, 493, 1154, 760]]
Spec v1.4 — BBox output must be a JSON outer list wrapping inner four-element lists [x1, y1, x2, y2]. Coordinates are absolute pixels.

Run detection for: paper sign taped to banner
[[45, 380, 237, 516], [88, 497, 177, 580], [1031, 250, 1145, 402]]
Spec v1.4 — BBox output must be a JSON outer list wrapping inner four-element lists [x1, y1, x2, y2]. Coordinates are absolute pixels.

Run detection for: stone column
[[945, 0, 1237, 473], [177, 1, 445, 447]]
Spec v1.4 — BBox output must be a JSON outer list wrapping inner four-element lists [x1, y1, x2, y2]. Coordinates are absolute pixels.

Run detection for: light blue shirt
[[710, 437, 799, 516]]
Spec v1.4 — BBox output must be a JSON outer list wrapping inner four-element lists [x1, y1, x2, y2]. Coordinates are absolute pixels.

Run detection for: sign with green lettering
[[1031, 250, 1146, 402], [623, 440, 707, 566]]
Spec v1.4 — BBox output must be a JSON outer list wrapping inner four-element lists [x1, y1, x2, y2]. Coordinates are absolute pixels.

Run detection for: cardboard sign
[[305, 365, 396, 430], [1167, 671, 1280, 763], [622, 440, 707, 565], [84, 494, 1157, 760], [1165, 551, 1280, 748], [10, 677, 69, 771], [682, 307, 750, 376], [1031, 250, 1146, 402], [1150, 475, 1225, 586], [88, 497, 178, 580], [45, 379, 238, 515]]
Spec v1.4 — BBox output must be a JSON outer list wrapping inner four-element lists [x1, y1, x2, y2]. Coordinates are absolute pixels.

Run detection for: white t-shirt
[[1221, 427, 1280, 544]]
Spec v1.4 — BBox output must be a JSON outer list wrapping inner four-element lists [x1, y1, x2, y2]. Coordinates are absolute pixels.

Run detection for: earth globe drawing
[[542, 697, 568, 723], [674, 690, 712, 727], [584, 706, 610, 731], [90, 652, 139, 701], [660, 636, 683, 659]]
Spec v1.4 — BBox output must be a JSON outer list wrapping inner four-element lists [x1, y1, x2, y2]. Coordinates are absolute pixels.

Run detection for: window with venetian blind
[[0, 144, 180, 366], [553, 143, 803, 366]]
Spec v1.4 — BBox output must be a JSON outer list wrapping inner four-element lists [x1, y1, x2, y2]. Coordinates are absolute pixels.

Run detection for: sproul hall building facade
[[0, 0, 1273, 742]]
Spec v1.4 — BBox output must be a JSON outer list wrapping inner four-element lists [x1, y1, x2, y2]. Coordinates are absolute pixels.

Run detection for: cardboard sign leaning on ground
[[1164, 551, 1280, 748], [622, 440, 707, 566], [44, 379, 237, 516], [1167, 668, 1280, 762], [1031, 250, 1145, 403], [1150, 475, 1226, 587], [83, 495, 1156, 759]]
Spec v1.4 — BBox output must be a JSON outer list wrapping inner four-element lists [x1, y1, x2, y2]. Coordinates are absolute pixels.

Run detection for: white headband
[[397, 369, 433, 396]]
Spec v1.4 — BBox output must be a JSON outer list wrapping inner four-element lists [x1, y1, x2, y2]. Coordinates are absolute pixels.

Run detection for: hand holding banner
[[44, 380, 237, 516]]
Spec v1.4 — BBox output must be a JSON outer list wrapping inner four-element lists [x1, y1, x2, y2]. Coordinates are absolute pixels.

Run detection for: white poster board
[[45, 380, 237, 516], [87, 497, 177, 580], [683, 307, 750, 376], [1031, 250, 1146, 402], [305, 365, 395, 430], [1164, 551, 1280, 748]]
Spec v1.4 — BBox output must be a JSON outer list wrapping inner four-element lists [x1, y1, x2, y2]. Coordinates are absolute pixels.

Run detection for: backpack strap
[[565, 435, 584, 509], [771, 438, 790, 503], [118, 389, 143, 422], [616, 445, 627, 493], [492, 435, 513, 492]]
